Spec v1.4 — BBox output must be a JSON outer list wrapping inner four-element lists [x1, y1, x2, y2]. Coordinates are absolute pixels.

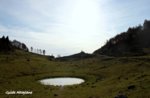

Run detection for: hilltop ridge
[[94, 20, 150, 56]]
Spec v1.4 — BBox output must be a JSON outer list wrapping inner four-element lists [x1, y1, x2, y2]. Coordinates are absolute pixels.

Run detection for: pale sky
[[0, 0, 150, 56]]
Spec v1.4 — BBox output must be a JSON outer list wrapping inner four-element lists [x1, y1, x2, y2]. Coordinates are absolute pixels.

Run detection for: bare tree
[[57, 54, 61, 58], [39, 49, 42, 54], [43, 50, 45, 55], [31, 47, 33, 52]]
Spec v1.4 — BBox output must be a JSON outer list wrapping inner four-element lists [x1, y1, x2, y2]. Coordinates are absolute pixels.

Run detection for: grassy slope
[[0, 50, 150, 98]]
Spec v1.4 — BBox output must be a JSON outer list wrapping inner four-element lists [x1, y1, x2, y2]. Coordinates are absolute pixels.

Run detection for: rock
[[114, 92, 127, 98], [91, 86, 96, 88], [54, 94, 58, 96], [128, 85, 136, 90], [114, 94, 127, 98]]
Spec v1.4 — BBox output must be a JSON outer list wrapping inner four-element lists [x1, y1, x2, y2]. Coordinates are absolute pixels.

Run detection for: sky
[[0, 0, 150, 56]]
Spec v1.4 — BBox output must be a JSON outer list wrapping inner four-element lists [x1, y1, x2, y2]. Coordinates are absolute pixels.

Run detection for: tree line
[[94, 19, 150, 56], [0, 36, 46, 55], [0, 36, 13, 52], [30, 47, 46, 55]]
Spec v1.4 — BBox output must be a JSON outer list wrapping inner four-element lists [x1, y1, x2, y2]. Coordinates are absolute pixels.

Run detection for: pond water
[[39, 77, 85, 86]]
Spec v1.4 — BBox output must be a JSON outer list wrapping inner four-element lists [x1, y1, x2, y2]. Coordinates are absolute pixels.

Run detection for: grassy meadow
[[0, 50, 150, 98]]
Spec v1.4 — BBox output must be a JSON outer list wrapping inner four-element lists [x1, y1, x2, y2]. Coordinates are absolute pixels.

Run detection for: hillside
[[57, 51, 93, 61], [0, 50, 149, 98], [0, 20, 150, 98], [94, 20, 150, 56]]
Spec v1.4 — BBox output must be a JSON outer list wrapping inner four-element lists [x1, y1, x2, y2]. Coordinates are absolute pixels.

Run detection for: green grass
[[0, 50, 150, 98]]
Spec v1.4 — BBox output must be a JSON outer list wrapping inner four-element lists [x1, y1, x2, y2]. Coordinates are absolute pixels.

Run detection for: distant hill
[[94, 20, 150, 56], [0, 36, 28, 52], [57, 51, 93, 61]]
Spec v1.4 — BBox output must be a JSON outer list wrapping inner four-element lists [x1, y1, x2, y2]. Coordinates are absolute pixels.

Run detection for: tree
[[31, 47, 33, 52], [43, 50, 45, 55], [57, 54, 61, 58], [39, 49, 42, 54], [37, 49, 39, 54], [22, 43, 28, 51], [0, 36, 12, 52]]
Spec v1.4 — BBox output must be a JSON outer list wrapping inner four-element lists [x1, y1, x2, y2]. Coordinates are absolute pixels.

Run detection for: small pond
[[39, 77, 85, 86]]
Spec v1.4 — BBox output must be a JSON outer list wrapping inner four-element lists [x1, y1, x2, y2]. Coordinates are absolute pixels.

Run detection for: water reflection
[[40, 77, 85, 86]]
